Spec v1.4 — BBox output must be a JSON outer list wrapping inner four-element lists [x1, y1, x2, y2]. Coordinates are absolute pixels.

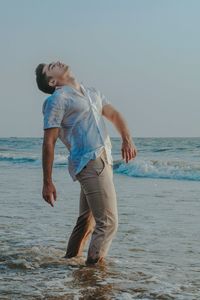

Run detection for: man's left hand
[[121, 139, 137, 163]]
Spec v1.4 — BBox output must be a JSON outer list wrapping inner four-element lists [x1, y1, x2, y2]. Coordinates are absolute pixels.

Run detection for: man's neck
[[57, 78, 82, 94], [66, 79, 81, 91]]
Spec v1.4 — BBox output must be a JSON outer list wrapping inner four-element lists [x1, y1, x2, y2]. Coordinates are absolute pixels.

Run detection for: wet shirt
[[42, 83, 113, 181]]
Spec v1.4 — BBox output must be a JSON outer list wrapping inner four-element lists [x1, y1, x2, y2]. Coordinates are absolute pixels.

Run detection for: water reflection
[[71, 263, 114, 299]]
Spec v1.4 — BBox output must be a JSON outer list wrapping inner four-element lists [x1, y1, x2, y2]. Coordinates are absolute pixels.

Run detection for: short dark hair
[[35, 63, 55, 94]]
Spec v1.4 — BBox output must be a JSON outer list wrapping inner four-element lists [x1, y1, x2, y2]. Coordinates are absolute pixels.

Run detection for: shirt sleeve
[[42, 94, 66, 129], [100, 90, 111, 107]]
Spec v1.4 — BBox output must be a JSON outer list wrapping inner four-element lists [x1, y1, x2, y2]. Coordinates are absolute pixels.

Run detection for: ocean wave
[[113, 159, 200, 181], [54, 154, 68, 165], [1, 152, 200, 181], [0, 153, 68, 165], [152, 148, 171, 152], [0, 153, 38, 163]]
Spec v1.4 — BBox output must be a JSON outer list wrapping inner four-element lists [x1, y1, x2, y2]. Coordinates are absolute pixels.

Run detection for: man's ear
[[49, 78, 57, 87]]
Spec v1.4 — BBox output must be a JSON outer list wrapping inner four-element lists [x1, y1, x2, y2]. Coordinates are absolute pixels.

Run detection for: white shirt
[[42, 82, 113, 181]]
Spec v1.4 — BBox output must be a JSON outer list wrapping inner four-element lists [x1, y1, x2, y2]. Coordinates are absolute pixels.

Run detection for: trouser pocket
[[94, 156, 106, 176], [76, 152, 107, 180]]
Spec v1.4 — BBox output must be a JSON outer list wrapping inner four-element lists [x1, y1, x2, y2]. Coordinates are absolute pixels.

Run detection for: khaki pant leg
[[76, 149, 118, 263], [65, 184, 95, 258]]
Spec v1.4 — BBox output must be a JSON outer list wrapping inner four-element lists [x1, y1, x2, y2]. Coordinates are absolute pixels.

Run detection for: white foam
[[114, 159, 200, 181]]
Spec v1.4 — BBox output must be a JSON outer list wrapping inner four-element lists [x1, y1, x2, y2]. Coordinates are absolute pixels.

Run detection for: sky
[[0, 0, 199, 138]]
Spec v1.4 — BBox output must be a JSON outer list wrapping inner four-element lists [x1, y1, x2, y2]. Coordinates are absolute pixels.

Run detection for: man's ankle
[[86, 257, 99, 265], [85, 256, 105, 266]]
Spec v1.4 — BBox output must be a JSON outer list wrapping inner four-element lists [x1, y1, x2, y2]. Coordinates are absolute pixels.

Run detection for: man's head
[[35, 61, 74, 94]]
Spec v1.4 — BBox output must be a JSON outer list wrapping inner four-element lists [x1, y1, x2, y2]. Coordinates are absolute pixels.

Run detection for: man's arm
[[102, 104, 137, 163], [42, 127, 60, 207]]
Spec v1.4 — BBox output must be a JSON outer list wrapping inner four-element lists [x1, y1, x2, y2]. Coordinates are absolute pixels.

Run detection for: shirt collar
[[55, 82, 86, 97]]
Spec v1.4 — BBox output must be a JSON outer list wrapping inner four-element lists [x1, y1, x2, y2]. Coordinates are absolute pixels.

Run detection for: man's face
[[42, 61, 74, 87]]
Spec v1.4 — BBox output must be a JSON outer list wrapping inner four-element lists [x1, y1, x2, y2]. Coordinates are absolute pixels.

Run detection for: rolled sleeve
[[42, 95, 66, 129], [99, 90, 111, 107]]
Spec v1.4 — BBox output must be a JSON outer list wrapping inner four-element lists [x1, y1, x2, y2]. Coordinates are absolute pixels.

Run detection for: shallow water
[[0, 138, 200, 299]]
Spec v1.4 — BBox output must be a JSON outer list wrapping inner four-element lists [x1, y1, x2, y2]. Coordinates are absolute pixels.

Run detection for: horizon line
[[0, 136, 199, 139]]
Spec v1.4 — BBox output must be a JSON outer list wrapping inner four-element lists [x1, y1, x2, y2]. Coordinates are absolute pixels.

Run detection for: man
[[35, 61, 137, 265]]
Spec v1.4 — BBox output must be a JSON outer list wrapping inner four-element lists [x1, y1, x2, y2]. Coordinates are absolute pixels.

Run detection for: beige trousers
[[65, 148, 118, 264]]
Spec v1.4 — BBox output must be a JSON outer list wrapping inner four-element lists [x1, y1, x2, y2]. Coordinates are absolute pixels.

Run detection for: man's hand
[[121, 138, 137, 163], [42, 181, 57, 207]]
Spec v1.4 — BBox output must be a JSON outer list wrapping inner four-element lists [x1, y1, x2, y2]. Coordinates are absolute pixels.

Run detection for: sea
[[0, 137, 200, 300]]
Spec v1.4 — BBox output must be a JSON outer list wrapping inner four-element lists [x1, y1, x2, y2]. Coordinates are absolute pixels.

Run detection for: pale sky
[[0, 0, 199, 138]]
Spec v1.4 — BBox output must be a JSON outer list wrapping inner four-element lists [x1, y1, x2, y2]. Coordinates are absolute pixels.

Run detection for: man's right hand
[[42, 181, 57, 207]]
